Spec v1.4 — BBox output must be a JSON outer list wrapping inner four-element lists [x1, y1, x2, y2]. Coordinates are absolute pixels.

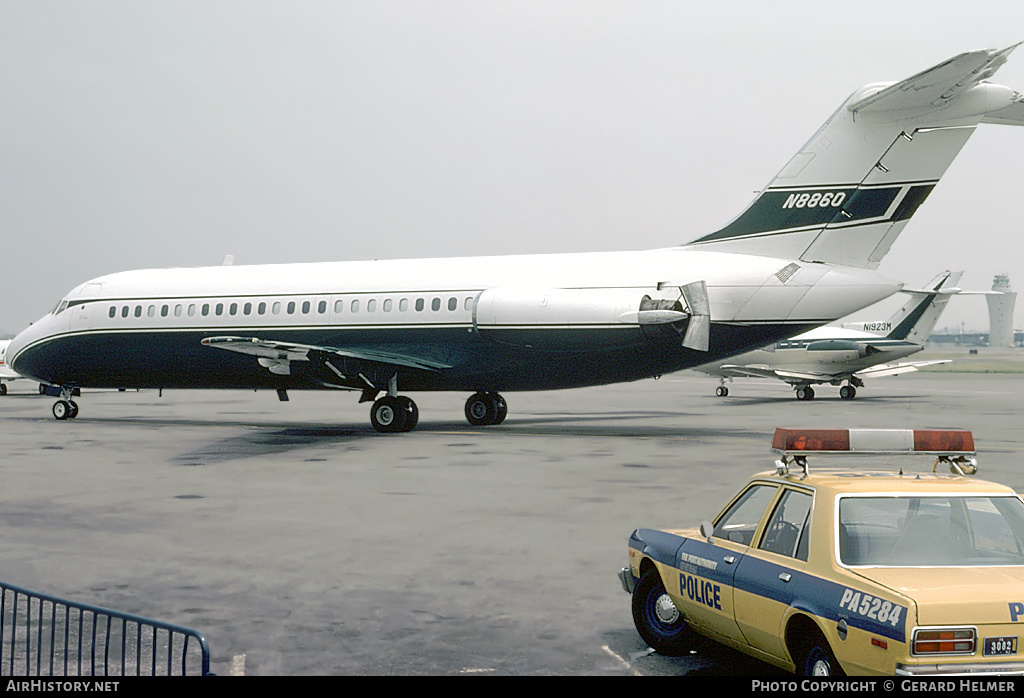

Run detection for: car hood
[[854, 566, 1024, 626]]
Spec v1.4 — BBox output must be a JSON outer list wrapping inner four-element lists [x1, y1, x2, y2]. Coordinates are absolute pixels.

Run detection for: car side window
[[759, 489, 813, 561], [713, 484, 778, 546]]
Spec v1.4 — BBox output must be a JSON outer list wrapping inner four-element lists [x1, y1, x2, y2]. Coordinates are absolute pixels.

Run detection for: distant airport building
[[927, 274, 1020, 348], [987, 273, 1017, 348]]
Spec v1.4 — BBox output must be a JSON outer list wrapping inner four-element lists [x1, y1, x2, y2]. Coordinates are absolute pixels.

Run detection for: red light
[[772, 429, 851, 452], [772, 428, 974, 455], [913, 430, 974, 453], [913, 629, 975, 655]]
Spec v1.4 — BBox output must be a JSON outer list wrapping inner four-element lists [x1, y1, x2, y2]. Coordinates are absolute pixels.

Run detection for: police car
[[618, 428, 1024, 676]]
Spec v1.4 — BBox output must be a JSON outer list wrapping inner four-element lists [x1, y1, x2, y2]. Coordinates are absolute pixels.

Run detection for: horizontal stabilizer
[[847, 44, 1022, 116]]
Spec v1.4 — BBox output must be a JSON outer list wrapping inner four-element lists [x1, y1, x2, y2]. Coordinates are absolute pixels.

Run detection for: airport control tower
[[986, 273, 1017, 347]]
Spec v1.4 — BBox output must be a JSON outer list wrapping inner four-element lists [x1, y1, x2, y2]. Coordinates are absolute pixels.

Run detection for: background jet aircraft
[[0, 340, 23, 395], [8, 46, 1024, 431], [695, 271, 963, 400]]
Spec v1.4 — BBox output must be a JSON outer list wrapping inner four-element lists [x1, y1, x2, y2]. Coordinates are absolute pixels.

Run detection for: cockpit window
[[52, 300, 70, 315]]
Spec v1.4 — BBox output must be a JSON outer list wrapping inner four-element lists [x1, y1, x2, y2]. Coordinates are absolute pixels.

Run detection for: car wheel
[[631, 569, 691, 656], [801, 635, 843, 676]]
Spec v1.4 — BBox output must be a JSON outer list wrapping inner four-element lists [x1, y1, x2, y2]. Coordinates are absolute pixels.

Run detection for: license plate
[[984, 636, 1017, 656]]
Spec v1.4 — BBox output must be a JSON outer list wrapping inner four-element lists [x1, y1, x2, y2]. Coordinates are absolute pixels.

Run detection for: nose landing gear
[[51, 387, 81, 420]]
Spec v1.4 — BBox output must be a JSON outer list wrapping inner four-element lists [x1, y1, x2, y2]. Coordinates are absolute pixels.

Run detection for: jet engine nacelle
[[472, 288, 690, 351], [805, 339, 880, 361]]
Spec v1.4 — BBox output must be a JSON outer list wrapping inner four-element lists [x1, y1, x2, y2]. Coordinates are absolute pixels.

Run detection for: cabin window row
[[106, 296, 475, 320]]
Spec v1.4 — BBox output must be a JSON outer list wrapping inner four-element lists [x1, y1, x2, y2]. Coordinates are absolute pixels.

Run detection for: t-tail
[[686, 45, 1024, 268], [882, 270, 963, 343]]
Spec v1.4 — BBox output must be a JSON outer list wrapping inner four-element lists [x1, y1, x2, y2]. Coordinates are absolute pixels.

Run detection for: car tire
[[800, 633, 844, 676], [631, 569, 691, 656]]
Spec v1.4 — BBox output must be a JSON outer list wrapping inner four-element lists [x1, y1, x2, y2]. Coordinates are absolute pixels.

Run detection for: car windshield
[[839, 495, 1024, 566]]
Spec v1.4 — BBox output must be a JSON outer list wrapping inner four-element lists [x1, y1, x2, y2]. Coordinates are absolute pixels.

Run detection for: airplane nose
[[7, 317, 54, 382]]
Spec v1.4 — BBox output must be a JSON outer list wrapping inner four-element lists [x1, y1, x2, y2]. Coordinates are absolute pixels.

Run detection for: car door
[[732, 486, 814, 661], [677, 482, 781, 643]]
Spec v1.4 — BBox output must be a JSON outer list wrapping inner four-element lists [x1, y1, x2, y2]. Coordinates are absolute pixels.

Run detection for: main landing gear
[[464, 391, 507, 427], [369, 395, 419, 433], [794, 383, 858, 400], [794, 386, 815, 401], [367, 390, 509, 433]]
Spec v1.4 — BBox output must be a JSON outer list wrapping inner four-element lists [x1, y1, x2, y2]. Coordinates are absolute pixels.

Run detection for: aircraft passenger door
[[70, 283, 103, 331]]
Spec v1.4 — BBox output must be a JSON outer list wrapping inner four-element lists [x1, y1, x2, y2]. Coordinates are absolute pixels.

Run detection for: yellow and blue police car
[[618, 428, 1024, 676]]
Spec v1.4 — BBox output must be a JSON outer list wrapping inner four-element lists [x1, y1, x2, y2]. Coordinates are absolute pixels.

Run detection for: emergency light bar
[[770, 428, 977, 477]]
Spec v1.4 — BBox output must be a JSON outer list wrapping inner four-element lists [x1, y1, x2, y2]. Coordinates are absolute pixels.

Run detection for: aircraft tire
[[67, 401, 79, 419], [715, 386, 728, 397], [0, 383, 6, 396], [839, 385, 856, 400], [370, 396, 408, 433], [52, 400, 70, 420], [492, 394, 507, 425], [397, 396, 419, 432], [465, 392, 498, 426], [796, 387, 815, 401]]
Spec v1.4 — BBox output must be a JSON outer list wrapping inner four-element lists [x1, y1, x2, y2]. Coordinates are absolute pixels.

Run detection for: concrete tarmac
[[1, 369, 1022, 675]]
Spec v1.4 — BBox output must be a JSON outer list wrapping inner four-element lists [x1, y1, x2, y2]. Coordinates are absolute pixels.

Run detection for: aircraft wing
[[848, 44, 1023, 117], [854, 359, 952, 379], [201, 336, 452, 373], [717, 365, 836, 385]]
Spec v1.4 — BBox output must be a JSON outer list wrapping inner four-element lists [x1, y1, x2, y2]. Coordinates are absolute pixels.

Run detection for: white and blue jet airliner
[[8, 46, 1024, 431]]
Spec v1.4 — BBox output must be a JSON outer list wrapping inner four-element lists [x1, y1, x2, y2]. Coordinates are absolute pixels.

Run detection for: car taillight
[[912, 628, 976, 655]]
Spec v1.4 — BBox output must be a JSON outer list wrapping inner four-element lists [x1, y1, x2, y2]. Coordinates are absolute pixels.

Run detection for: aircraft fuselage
[[8, 248, 900, 394]]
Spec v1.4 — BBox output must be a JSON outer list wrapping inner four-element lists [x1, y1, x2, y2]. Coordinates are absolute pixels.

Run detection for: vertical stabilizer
[[884, 271, 963, 343], [686, 46, 1024, 268]]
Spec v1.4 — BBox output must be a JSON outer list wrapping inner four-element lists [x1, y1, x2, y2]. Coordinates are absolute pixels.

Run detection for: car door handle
[[723, 555, 736, 564], [778, 573, 792, 583]]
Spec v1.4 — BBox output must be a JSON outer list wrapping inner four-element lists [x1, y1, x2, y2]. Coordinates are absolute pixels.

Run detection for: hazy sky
[[2, 1, 1022, 336]]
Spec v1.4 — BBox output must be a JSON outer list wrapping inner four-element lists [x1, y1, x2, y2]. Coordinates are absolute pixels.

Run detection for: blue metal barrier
[[0, 581, 211, 676]]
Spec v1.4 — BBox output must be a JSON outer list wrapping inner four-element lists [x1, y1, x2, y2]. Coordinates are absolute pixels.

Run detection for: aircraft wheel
[[492, 394, 507, 425], [465, 392, 498, 426], [795, 387, 815, 401], [68, 401, 79, 419], [0, 383, 6, 396], [396, 396, 419, 432], [715, 386, 729, 397], [52, 400, 71, 420], [839, 385, 857, 400], [370, 396, 408, 433]]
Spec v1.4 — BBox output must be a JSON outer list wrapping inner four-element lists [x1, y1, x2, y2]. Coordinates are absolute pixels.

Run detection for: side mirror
[[699, 520, 715, 541]]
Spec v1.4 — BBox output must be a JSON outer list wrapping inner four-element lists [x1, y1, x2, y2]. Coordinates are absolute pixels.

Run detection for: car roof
[[747, 468, 1018, 496]]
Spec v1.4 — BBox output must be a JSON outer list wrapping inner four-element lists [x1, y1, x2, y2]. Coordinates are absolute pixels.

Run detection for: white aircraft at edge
[[0, 339, 25, 395], [695, 270, 963, 400], [8, 46, 1024, 431]]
